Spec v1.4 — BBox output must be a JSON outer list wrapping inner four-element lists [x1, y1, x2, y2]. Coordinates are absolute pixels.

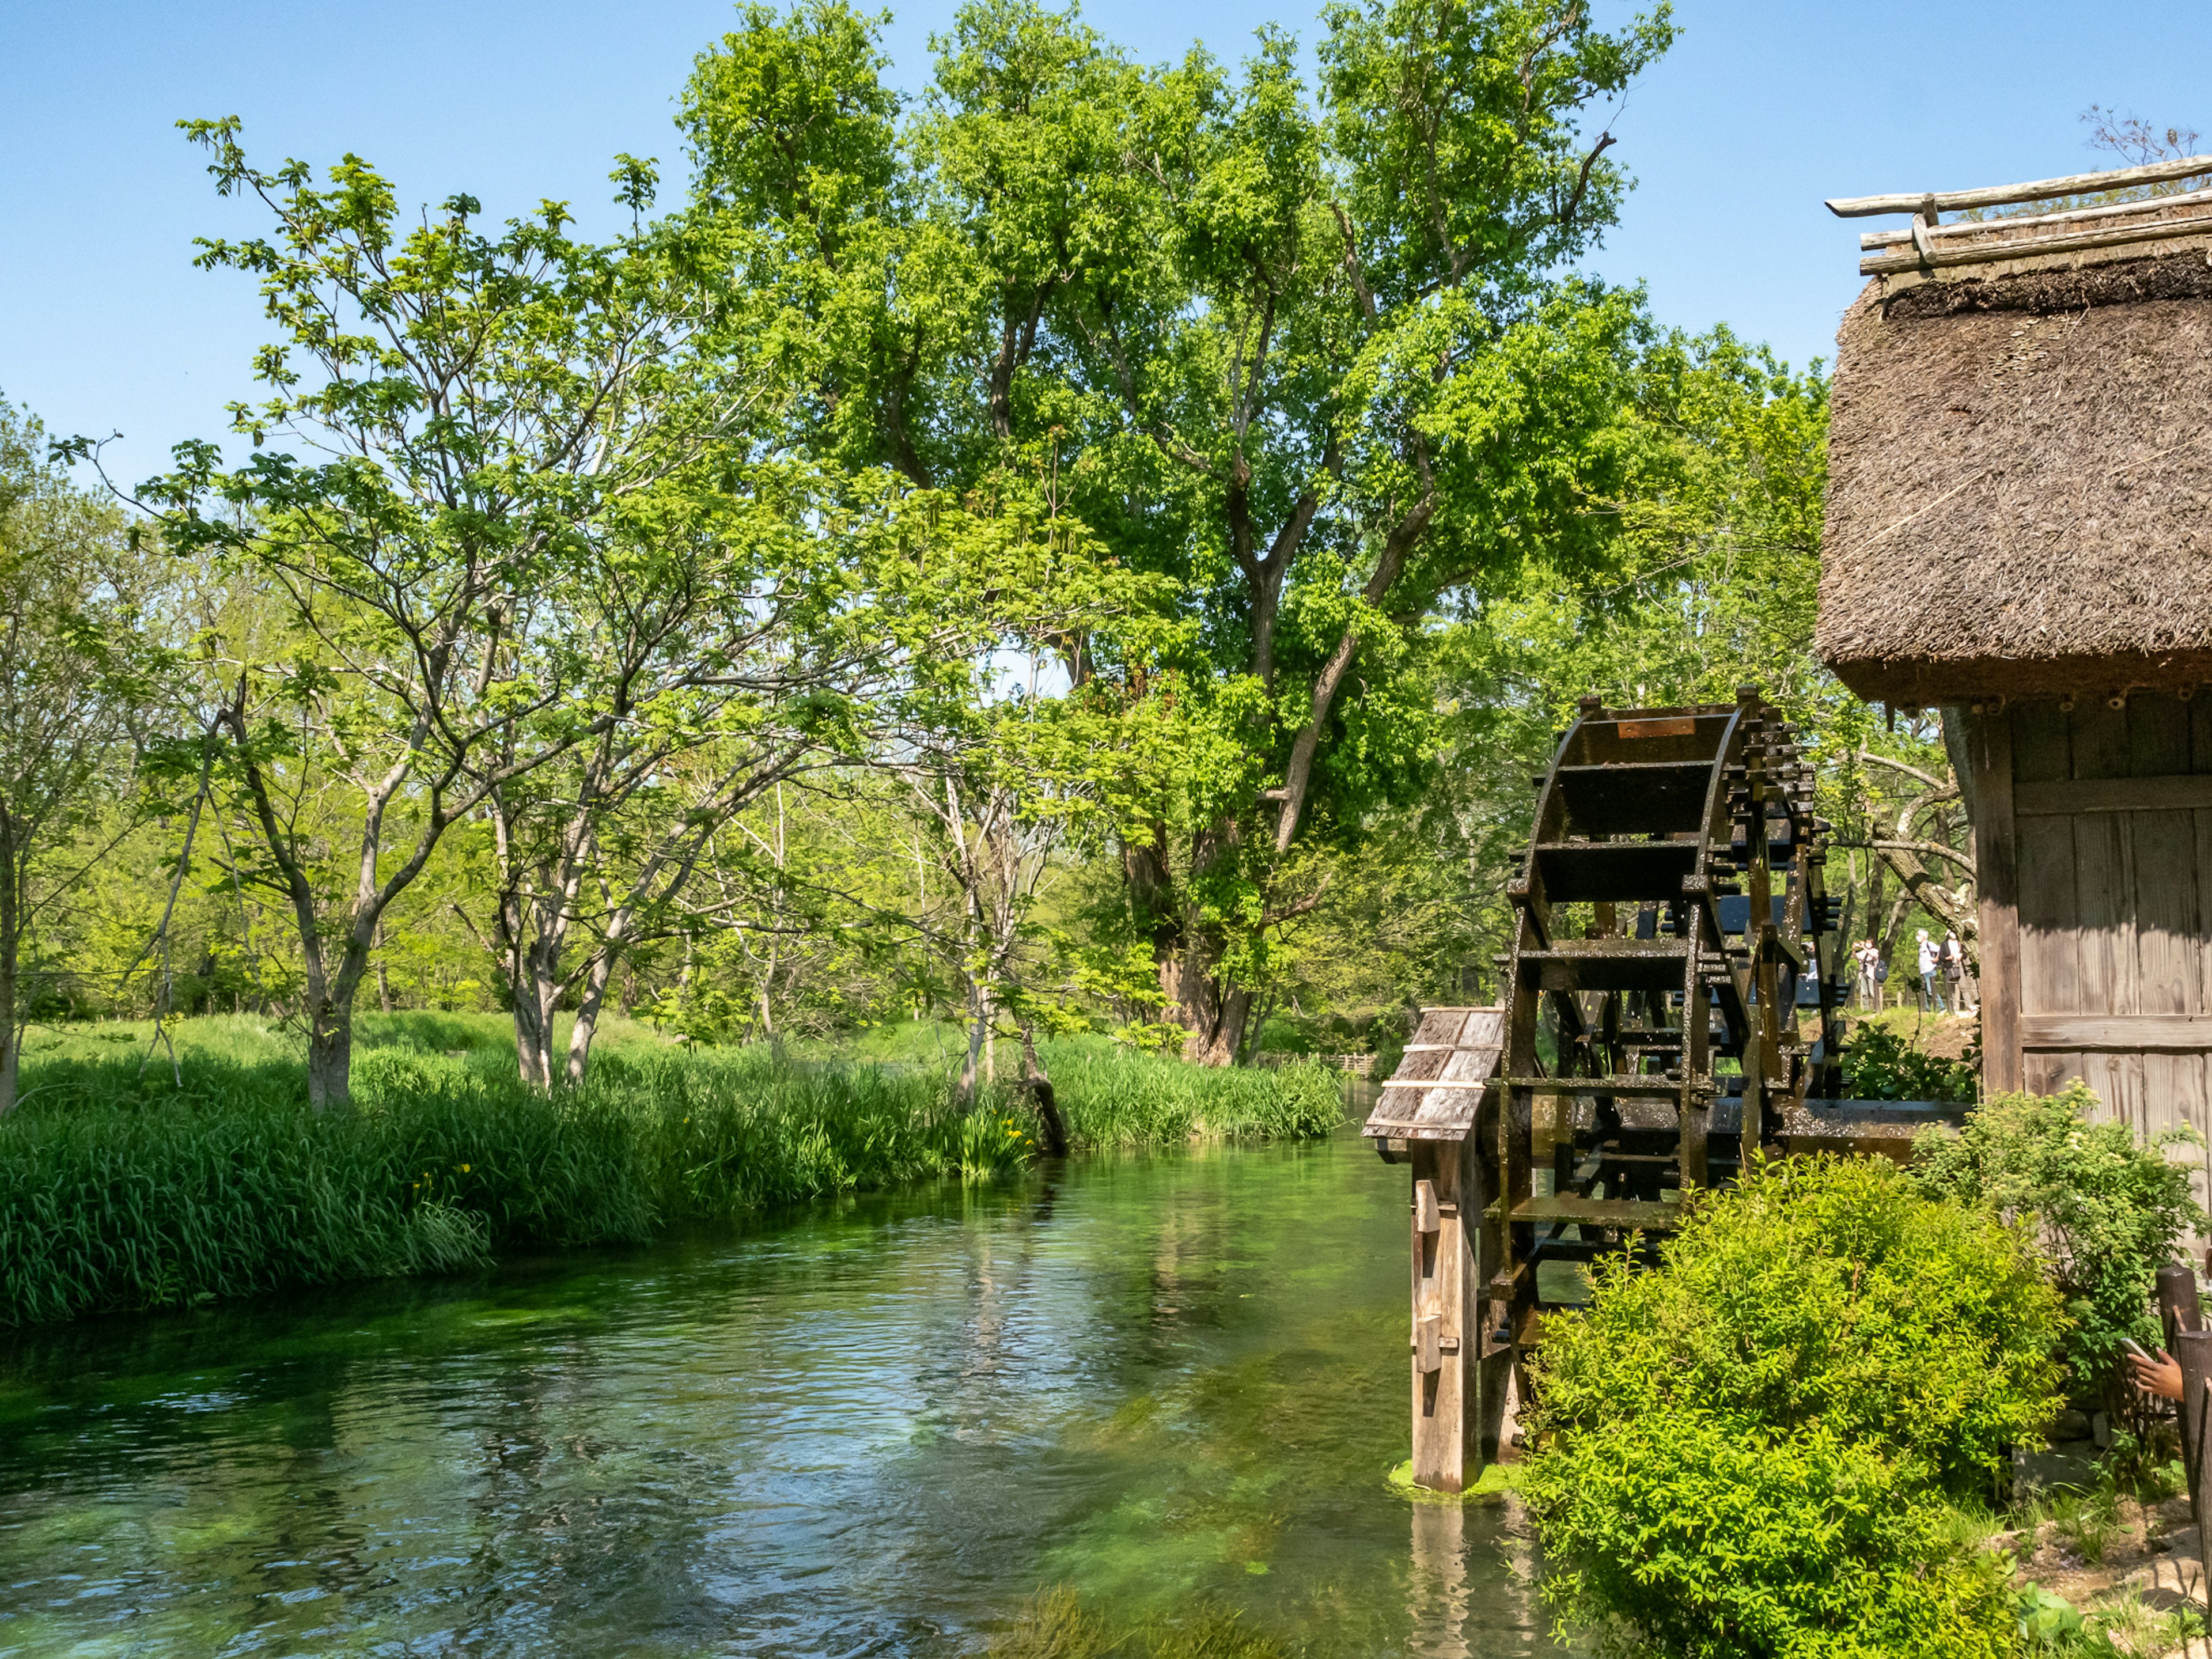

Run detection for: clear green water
[[0, 1133, 1549, 1657]]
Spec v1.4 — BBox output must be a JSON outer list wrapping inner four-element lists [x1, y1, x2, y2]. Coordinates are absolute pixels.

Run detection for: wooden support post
[[1971, 708, 2022, 1094], [2177, 1329, 2212, 1605], [2162, 1263, 2205, 1513], [1408, 1137, 1481, 1492]]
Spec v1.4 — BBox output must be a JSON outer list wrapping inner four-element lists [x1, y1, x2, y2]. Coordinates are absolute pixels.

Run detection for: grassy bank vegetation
[[0, 1013, 1342, 1328]]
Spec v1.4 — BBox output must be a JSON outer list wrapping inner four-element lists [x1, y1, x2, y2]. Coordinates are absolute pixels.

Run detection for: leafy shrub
[[1913, 1084, 2203, 1407], [1843, 1021, 1979, 1103], [1522, 1154, 2064, 1659]]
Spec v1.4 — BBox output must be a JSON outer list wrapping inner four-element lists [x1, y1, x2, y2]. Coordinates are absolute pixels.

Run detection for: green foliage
[[1913, 1084, 2205, 1404], [0, 1014, 1336, 1325], [681, 0, 1680, 1059], [1522, 1154, 2064, 1659], [1842, 1021, 1979, 1103], [1038, 1043, 1343, 1147]]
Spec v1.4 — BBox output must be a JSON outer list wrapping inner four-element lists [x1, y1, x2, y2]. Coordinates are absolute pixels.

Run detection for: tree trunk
[[307, 1002, 353, 1112], [1016, 1022, 1069, 1157], [1164, 908, 1252, 1067], [0, 934, 17, 1118], [512, 991, 552, 1090], [565, 943, 618, 1086], [960, 981, 987, 1102]]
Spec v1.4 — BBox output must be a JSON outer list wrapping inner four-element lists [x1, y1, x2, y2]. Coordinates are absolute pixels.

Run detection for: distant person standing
[[1853, 938, 1881, 1010], [1916, 929, 1944, 1013], [1941, 931, 1972, 1015]]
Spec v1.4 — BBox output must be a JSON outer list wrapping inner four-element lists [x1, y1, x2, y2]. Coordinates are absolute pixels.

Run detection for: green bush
[[1842, 1021, 1979, 1103], [1522, 1154, 2064, 1659], [1912, 1084, 2203, 1409]]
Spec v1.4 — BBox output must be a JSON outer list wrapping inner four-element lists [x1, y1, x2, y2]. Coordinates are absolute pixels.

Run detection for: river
[[0, 1130, 1551, 1657]]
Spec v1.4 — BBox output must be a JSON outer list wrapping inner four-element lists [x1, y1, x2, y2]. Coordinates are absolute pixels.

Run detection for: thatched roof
[[1817, 250, 2212, 703]]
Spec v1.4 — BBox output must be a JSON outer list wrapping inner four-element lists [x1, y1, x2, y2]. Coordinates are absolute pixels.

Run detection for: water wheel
[[1488, 687, 1844, 1320], [1365, 686, 1849, 1487]]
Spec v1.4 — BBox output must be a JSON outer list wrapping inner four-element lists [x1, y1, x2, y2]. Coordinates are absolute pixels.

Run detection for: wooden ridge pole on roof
[[1858, 209, 2212, 277], [1827, 153, 2212, 218], [1856, 182, 2212, 249]]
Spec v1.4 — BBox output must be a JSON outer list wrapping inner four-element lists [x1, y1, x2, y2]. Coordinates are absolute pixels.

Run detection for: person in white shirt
[[1853, 939, 1881, 1010], [1915, 929, 1942, 1013]]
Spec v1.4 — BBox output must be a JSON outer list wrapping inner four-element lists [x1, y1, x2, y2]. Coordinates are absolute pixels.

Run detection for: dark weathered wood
[[1517, 941, 1694, 993], [1975, 709, 2024, 1093], [2016, 775, 2212, 816], [1501, 1195, 1683, 1230], [1497, 1075, 1689, 1099], [2020, 1014, 2212, 1051], [2160, 1262, 2203, 1346], [2178, 1330, 2212, 1585], [2161, 1262, 2206, 1515]]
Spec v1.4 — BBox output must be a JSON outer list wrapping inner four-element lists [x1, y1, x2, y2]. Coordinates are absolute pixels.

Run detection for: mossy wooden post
[[2179, 1329, 2212, 1597], [1364, 1007, 1505, 1493], [2160, 1262, 2203, 1512]]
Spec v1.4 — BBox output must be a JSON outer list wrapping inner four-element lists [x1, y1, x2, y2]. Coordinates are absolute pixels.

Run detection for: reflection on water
[[0, 1134, 1554, 1657]]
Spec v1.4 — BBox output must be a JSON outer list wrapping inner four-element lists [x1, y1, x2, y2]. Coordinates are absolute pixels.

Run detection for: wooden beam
[[2021, 1014, 2212, 1052], [1859, 182, 2212, 248], [1973, 710, 2023, 1094], [1499, 1195, 1682, 1229], [1859, 207, 2212, 276], [2015, 774, 2212, 816], [1827, 154, 2212, 218]]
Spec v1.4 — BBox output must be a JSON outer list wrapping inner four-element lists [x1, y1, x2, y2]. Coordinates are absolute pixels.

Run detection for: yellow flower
[[457, 1164, 471, 1174]]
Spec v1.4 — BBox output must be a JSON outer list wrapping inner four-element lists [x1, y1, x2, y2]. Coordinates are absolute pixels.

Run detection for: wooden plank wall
[[2009, 694, 2212, 1150]]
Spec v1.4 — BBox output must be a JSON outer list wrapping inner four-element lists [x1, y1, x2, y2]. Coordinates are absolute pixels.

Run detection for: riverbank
[[0, 1014, 1343, 1328]]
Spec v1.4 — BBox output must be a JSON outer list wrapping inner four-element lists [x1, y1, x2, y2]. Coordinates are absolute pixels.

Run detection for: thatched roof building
[[1819, 160, 2212, 1138], [1819, 183, 2212, 704]]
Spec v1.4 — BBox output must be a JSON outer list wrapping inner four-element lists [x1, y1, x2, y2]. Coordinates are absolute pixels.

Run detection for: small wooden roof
[[1363, 1007, 1502, 1142], [1817, 157, 2212, 703]]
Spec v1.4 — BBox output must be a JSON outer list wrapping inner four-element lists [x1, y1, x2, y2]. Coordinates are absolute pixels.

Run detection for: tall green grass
[[1039, 1042, 1343, 1147], [0, 1017, 1343, 1328]]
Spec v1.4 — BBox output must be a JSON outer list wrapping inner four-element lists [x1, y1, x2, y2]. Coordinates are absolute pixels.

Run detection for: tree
[[684, 0, 1676, 1063], [0, 397, 167, 1112], [131, 120, 789, 1108], [456, 466, 872, 1088]]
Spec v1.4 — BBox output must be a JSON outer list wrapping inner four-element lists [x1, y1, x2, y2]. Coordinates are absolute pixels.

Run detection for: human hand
[[2128, 1347, 2184, 1403]]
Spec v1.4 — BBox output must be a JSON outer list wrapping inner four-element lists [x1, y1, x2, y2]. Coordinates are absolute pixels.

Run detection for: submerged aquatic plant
[[983, 1588, 1289, 1659]]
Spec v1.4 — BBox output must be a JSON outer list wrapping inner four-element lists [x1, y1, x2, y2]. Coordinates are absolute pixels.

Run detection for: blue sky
[[5, 0, 2207, 487]]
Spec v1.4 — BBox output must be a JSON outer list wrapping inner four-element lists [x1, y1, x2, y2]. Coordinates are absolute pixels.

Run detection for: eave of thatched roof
[[1816, 251, 2212, 704]]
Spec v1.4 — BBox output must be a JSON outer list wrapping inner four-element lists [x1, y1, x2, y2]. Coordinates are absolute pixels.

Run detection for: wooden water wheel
[[1365, 687, 1852, 1489]]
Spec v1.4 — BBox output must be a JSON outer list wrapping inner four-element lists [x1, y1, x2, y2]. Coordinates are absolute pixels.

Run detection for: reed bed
[[0, 1018, 1343, 1328]]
